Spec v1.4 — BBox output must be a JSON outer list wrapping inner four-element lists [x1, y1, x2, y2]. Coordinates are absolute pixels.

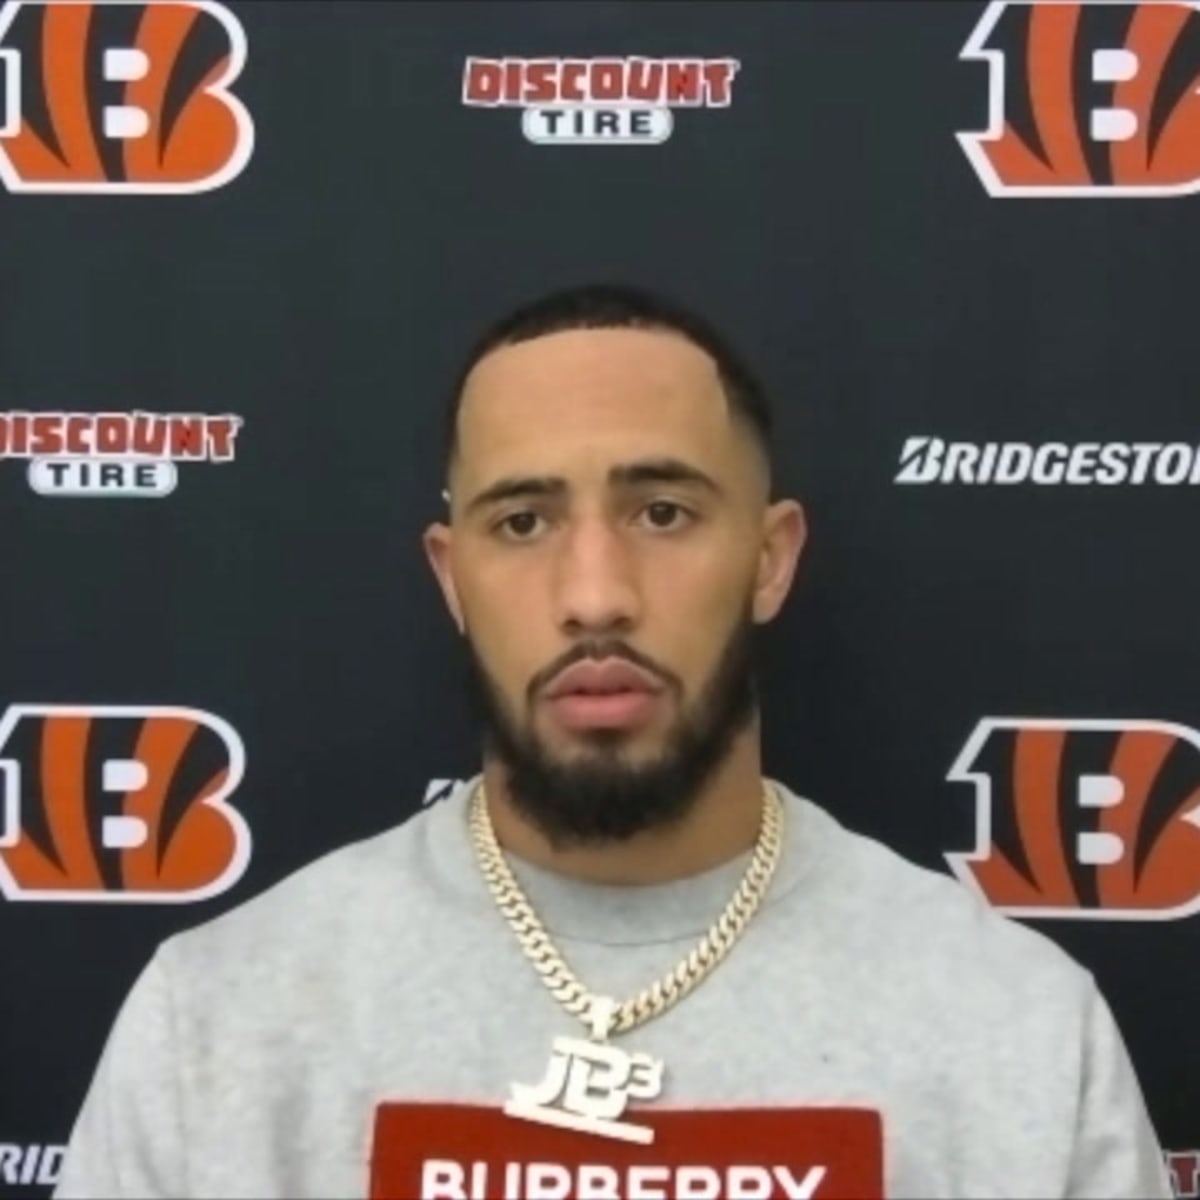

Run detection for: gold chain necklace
[[468, 780, 785, 1143]]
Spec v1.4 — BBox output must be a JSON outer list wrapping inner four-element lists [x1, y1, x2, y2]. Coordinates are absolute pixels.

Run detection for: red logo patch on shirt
[[370, 1103, 884, 1199]]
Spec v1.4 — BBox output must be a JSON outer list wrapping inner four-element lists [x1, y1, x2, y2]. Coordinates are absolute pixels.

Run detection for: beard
[[461, 603, 759, 849]]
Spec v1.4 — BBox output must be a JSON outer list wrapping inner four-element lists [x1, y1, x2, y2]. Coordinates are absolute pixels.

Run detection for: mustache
[[528, 639, 681, 702]]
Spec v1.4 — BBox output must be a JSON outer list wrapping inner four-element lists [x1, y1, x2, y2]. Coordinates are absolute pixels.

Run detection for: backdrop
[[1, 0, 1199, 1195]]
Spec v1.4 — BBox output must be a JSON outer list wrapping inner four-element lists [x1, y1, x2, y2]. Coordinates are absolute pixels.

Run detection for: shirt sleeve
[[1064, 979, 1173, 1199], [53, 949, 187, 1200]]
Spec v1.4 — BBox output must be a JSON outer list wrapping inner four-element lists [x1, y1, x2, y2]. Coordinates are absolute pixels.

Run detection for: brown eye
[[501, 511, 541, 538], [643, 501, 686, 529]]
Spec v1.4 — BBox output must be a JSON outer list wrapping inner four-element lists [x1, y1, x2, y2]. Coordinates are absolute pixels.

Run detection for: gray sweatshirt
[[53, 779, 1172, 1199]]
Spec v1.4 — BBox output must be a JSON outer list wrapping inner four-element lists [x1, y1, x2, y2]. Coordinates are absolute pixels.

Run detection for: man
[[55, 284, 1171, 1199]]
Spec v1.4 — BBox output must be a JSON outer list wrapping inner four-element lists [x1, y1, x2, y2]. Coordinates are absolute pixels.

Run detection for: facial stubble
[[462, 603, 759, 849]]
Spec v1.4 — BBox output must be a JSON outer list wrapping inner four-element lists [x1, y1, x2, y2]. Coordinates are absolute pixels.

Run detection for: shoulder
[[156, 784, 472, 981], [784, 788, 1095, 1011]]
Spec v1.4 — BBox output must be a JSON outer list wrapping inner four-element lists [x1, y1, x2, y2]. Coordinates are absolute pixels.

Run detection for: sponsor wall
[[0, 0, 1198, 1195]]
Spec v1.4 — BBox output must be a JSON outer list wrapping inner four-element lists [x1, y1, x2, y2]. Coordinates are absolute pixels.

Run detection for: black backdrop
[[2, 1, 1199, 1195]]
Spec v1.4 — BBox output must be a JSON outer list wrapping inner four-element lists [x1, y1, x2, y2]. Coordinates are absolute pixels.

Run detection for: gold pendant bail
[[587, 995, 618, 1042]]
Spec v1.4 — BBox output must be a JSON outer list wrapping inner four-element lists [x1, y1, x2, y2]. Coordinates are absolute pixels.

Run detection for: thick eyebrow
[[608, 457, 723, 496], [462, 456, 722, 518]]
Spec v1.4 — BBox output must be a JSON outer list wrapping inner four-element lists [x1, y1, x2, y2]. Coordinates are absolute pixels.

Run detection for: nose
[[551, 516, 642, 636]]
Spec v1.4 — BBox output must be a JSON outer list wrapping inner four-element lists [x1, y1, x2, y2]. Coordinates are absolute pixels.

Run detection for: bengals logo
[[946, 718, 1200, 919], [959, 0, 1200, 197], [0, 0, 252, 194], [0, 704, 250, 902]]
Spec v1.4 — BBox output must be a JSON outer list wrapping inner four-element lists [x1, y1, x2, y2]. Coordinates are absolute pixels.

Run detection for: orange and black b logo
[[0, 0, 252, 194], [0, 703, 250, 902], [960, 1, 1200, 197]]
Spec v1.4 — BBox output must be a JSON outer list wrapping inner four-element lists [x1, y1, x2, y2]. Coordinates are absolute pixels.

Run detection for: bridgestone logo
[[0, 1145, 63, 1188], [895, 437, 1200, 486]]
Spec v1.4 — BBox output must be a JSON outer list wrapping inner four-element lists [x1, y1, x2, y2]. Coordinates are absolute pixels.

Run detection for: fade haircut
[[444, 282, 773, 481]]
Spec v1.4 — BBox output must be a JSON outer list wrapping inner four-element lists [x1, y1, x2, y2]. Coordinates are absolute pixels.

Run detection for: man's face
[[425, 326, 802, 845]]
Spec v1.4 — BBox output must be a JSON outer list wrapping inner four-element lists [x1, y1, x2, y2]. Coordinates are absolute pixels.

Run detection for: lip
[[548, 690, 662, 731], [543, 658, 666, 732], [544, 658, 664, 700]]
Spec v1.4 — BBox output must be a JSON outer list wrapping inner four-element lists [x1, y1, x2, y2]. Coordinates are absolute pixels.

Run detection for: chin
[[554, 730, 668, 765]]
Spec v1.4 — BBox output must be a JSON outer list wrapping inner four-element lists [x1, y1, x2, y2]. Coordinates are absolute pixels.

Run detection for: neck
[[479, 727, 765, 886]]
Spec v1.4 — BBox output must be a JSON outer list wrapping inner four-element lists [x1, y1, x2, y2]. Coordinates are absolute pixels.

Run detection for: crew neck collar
[[420, 776, 824, 947]]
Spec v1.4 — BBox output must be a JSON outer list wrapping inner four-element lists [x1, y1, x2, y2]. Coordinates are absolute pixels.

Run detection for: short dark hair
[[445, 282, 773, 477]]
